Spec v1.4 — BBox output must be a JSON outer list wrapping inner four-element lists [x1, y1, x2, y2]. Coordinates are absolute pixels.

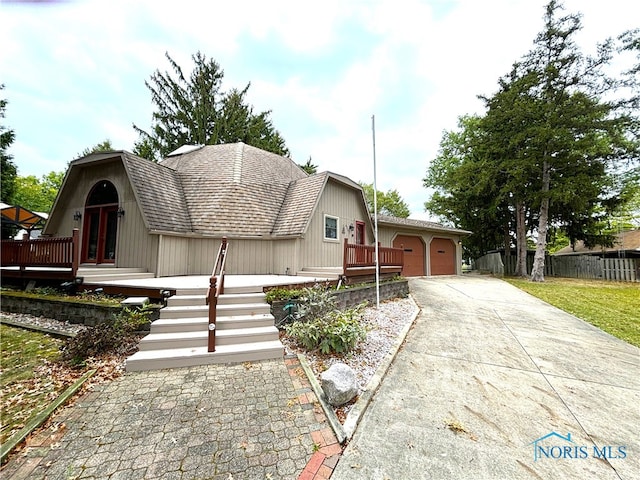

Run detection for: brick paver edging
[[285, 356, 343, 480], [289, 300, 420, 478]]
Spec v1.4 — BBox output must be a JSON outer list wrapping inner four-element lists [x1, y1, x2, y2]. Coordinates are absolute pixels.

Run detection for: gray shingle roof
[[272, 173, 328, 236], [157, 143, 308, 236], [122, 153, 193, 233], [376, 214, 472, 235]]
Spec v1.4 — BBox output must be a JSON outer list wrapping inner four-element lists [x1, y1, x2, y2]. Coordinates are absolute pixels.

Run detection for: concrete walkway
[[1, 357, 341, 480], [333, 275, 639, 480]]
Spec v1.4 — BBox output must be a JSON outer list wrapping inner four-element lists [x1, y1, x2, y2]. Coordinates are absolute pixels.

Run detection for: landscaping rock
[[321, 363, 359, 406]]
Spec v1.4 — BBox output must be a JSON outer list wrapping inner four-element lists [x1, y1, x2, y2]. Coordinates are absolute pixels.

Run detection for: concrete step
[[166, 294, 206, 307], [160, 303, 270, 319], [150, 314, 275, 333], [125, 341, 284, 372], [175, 287, 208, 296], [300, 267, 343, 274], [78, 267, 148, 274], [166, 292, 264, 307], [218, 293, 266, 305], [81, 272, 156, 282], [138, 326, 279, 351], [296, 268, 341, 280], [173, 285, 264, 296]]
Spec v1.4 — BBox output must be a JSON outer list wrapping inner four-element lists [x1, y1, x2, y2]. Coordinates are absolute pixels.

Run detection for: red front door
[[82, 206, 118, 264], [355, 221, 365, 245]]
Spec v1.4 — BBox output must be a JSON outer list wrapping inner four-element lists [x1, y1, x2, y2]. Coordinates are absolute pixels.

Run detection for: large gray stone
[[320, 362, 359, 406]]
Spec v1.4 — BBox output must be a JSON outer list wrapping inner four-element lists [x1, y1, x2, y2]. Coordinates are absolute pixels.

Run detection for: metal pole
[[372, 115, 380, 309]]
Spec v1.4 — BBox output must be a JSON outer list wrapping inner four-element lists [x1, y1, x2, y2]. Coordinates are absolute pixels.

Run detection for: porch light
[[117, 207, 125, 218], [73, 211, 82, 221]]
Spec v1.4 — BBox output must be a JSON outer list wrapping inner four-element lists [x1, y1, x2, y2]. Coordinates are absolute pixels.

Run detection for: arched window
[[82, 181, 120, 263], [86, 181, 118, 206]]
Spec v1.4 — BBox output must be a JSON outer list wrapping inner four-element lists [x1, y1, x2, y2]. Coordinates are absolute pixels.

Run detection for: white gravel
[[282, 295, 419, 389], [0, 312, 86, 336]]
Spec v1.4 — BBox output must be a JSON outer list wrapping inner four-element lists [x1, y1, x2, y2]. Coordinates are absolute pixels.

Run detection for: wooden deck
[[342, 239, 404, 283], [1, 230, 79, 281]]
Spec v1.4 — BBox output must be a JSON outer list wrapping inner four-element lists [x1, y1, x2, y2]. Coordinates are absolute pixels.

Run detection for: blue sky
[[2, 0, 638, 219]]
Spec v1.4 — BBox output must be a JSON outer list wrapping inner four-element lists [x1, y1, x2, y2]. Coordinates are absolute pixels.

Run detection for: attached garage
[[376, 215, 471, 277], [393, 235, 425, 276], [430, 237, 456, 275]]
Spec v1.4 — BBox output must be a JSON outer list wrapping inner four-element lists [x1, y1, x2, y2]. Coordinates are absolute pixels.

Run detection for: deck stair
[[78, 266, 155, 283], [295, 266, 342, 280], [125, 285, 283, 371]]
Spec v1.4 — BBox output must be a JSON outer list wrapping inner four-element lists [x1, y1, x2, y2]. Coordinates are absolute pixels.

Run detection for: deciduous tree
[[13, 171, 64, 213], [1, 85, 18, 238], [360, 183, 410, 218]]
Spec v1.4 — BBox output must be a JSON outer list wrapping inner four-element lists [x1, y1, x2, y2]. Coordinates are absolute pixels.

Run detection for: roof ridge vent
[[233, 143, 243, 182], [167, 144, 203, 157]]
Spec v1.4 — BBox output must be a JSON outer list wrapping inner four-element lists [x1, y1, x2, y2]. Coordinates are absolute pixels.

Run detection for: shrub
[[264, 287, 304, 304], [62, 305, 153, 364], [295, 285, 337, 322], [285, 303, 367, 354]]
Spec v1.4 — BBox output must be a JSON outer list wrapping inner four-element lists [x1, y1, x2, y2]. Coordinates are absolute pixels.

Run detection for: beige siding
[[184, 238, 285, 276], [157, 235, 190, 277], [301, 180, 371, 268], [186, 238, 217, 275], [47, 160, 158, 273], [272, 239, 301, 275]]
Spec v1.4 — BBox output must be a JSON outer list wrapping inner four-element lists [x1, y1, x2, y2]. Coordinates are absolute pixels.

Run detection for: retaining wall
[[0, 294, 160, 327], [270, 279, 409, 325]]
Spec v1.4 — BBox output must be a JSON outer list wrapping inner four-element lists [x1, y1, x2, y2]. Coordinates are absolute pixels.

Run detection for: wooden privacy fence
[[601, 258, 639, 282], [478, 252, 639, 282], [1, 229, 80, 280]]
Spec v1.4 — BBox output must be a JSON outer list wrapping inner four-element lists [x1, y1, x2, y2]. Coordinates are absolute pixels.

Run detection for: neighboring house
[[43, 143, 469, 277], [553, 229, 640, 259]]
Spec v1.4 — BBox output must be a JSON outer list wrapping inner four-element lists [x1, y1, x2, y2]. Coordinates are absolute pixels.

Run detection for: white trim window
[[324, 214, 339, 241]]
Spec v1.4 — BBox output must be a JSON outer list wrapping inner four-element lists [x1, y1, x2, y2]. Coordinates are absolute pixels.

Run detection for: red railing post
[[206, 236, 229, 353], [207, 276, 217, 352], [343, 238, 348, 275], [71, 228, 79, 276]]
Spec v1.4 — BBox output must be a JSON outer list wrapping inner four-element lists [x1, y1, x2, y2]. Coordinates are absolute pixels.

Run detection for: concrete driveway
[[332, 275, 639, 480]]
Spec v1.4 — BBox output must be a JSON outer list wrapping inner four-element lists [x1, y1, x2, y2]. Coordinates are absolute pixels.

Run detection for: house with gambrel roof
[[43, 143, 468, 277]]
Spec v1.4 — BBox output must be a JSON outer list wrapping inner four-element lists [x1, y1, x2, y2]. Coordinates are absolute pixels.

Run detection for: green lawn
[[0, 324, 66, 444], [505, 277, 640, 348]]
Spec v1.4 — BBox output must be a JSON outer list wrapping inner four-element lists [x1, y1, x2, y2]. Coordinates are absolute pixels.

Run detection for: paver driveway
[[333, 275, 639, 480], [1, 358, 331, 480]]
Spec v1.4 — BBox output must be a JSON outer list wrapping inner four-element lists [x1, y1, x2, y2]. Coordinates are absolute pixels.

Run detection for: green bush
[[62, 305, 153, 364], [264, 287, 304, 303], [295, 285, 337, 322], [285, 303, 367, 354]]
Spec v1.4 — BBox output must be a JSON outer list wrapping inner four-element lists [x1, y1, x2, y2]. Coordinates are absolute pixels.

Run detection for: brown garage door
[[430, 238, 456, 275], [393, 235, 425, 277]]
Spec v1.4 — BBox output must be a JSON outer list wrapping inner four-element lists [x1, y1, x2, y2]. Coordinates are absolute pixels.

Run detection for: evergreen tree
[[133, 52, 289, 161]]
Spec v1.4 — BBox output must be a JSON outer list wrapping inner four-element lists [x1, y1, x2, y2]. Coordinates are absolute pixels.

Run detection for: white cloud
[[2, 0, 639, 215]]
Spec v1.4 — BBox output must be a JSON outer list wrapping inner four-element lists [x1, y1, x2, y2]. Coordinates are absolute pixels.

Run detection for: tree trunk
[[504, 224, 511, 258], [514, 201, 528, 277], [531, 161, 551, 282]]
